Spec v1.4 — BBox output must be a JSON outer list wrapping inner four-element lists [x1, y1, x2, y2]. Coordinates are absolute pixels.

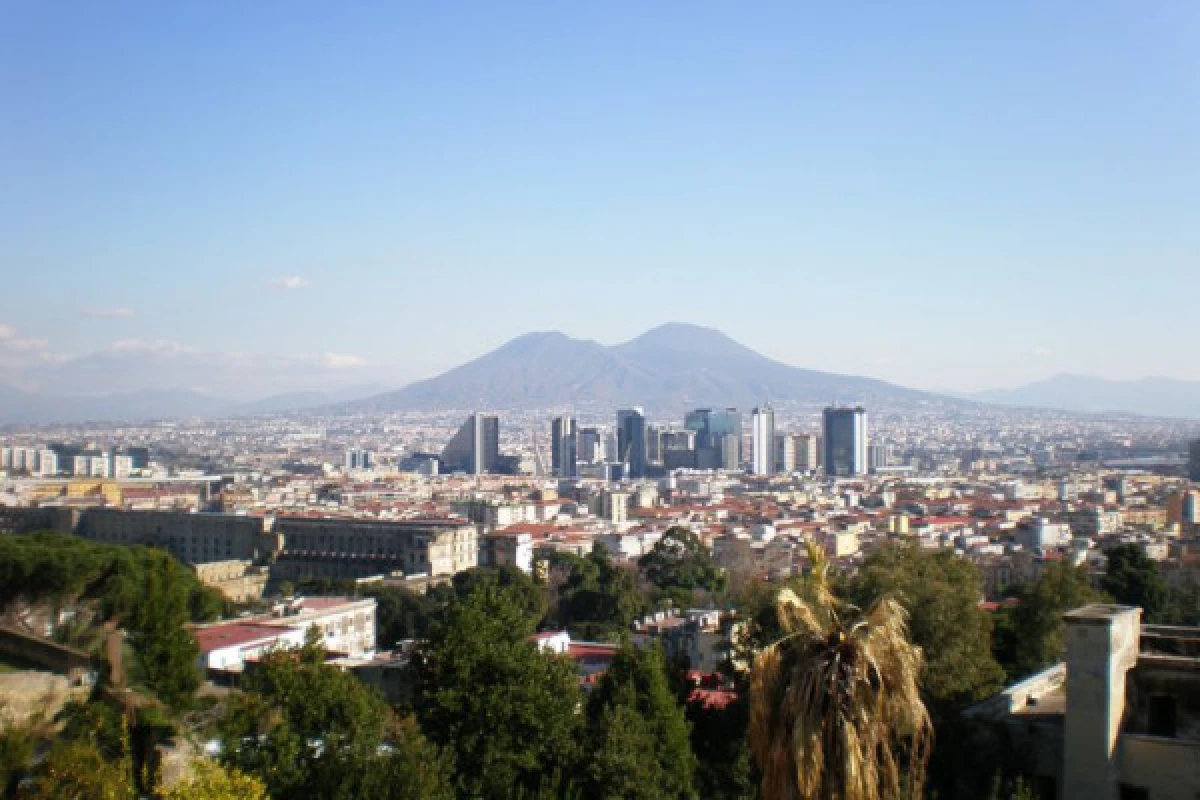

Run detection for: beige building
[[968, 604, 1200, 800], [191, 560, 269, 603], [271, 518, 478, 582]]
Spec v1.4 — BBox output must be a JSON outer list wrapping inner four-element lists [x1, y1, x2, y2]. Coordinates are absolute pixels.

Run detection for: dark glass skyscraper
[[684, 407, 741, 470], [617, 408, 647, 478], [823, 406, 868, 477], [551, 414, 577, 478]]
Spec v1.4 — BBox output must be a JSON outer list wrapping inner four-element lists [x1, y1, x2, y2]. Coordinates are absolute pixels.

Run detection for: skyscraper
[[551, 415, 578, 478], [442, 413, 500, 474], [1190, 439, 1200, 482], [751, 406, 776, 476], [616, 408, 647, 478], [685, 408, 742, 470], [823, 406, 868, 477], [775, 433, 796, 474]]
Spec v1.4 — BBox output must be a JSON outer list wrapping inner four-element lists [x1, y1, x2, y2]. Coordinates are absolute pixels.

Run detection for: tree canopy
[[849, 544, 1005, 706], [639, 527, 725, 601], [1005, 561, 1106, 679], [1101, 544, 1169, 622], [581, 644, 695, 800], [555, 546, 648, 641], [413, 581, 581, 799], [219, 631, 452, 800]]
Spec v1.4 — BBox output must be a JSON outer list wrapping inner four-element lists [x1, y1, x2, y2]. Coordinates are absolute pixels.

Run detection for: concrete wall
[[1117, 735, 1200, 800]]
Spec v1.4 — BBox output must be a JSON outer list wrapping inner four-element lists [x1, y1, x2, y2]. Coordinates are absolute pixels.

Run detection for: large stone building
[[75, 509, 273, 563], [270, 517, 478, 582], [967, 604, 1200, 799]]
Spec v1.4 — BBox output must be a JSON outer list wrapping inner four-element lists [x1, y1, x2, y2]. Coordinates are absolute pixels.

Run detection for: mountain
[[0, 383, 395, 425], [974, 374, 1200, 419], [0, 385, 228, 425], [351, 323, 947, 414]]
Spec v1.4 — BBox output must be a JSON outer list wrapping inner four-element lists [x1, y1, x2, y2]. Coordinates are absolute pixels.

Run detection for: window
[[1148, 694, 1178, 738]]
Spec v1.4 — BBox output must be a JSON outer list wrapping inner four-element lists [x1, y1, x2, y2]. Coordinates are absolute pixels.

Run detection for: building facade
[[751, 406, 776, 476], [823, 406, 868, 477]]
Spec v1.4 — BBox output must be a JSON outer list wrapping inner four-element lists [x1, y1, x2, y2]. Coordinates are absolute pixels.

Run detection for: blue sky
[[2, 1, 1197, 397]]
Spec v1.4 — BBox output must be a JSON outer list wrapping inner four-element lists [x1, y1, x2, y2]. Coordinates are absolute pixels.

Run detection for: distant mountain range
[[5, 325, 1199, 424], [347, 323, 946, 414], [972, 374, 1200, 419], [0, 384, 389, 425]]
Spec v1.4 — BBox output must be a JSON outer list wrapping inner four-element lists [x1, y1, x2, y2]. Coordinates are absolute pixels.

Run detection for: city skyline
[[3, 3, 1198, 399]]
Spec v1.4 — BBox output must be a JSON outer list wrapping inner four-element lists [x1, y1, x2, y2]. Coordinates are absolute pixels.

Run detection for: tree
[[23, 738, 137, 800], [849, 544, 1005, 707], [219, 633, 452, 800], [413, 581, 582, 799], [581, 644, 695, 800], [556, 545, 648, 641], [639, 527, 725, 598], [749, 545, 932, 800], [1101, 544, 1169, 622], [1008, 561, 1105, 679], [449, 565, 549, 623], [127, 550, 201, 710], [158, 760, 268, 800]]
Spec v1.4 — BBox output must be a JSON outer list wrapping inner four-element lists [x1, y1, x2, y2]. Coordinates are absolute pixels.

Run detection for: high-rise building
[[551, 415, 578, 478], [345, 448, 373, 472], [823, 407, 869, 477], [685, 408, 742, 470], [795, 434, 819, 472], [1190, 439, 1200, 482], [442, 413, 500, 474], [617, 408, 647, 478], [37, 450, 59, 477], [751, 406, 776, 476], [868, 443, 890, 472], [775, 433, 796, 473], [578, 428, 604, 464]]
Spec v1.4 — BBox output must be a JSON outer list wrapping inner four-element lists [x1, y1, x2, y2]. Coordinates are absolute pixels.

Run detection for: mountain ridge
[[349, 322, 947, 414]]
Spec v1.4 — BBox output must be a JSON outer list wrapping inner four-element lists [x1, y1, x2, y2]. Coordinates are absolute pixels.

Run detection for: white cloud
[[81, 308, 135, 319], [1032, 346, 1054, 358], [269, 276, 311, 290], [109, 339, 196, 357], [315, 352, 368, 370]]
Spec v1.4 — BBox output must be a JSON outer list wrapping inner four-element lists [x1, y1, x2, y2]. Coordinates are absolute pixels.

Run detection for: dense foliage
[[850, 544, 1005, 706], [219, 630, 453, 800], [1101, 544, 1170, 622], [412, 581, 581, 799], [581, 644, 695, 800], [639, 526, 726, 608], [553, 545, 648, 640]]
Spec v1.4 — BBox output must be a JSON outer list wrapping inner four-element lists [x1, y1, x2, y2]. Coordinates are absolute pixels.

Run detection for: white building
[[193, 596, 377, 674], [751, 406, 776, 476]]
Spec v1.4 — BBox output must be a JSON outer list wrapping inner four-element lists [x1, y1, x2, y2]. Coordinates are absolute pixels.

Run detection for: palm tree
[[749, 543, 932, 800]]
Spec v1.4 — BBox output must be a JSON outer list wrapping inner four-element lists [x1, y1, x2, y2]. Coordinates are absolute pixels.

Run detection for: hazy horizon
[[3, 3, 1197, 398]]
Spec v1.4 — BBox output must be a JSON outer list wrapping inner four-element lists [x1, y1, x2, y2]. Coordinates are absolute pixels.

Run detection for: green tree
[[1008, 561, 1105, 678], [450, 565, 549, 623], [219, 633, 452, 800], [158, 759, 268, 800], [556, 545, 648, 641], [581, 644, 695, 800], [413, 581, 582, 799], [849, 544, 1005, 706], [127, 551, 201, 709], [687, 692, 757, 800], [23, 738, 137, 800], [1101, 544, 1169, 622], [639, 527, 725, 598]]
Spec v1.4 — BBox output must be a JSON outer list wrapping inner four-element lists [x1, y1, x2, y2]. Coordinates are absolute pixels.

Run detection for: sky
[[2, 1, 1197, 398]]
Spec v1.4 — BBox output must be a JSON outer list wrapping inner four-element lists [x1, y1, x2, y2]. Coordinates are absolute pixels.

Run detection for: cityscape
[[4, 2, 1199, 799]]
